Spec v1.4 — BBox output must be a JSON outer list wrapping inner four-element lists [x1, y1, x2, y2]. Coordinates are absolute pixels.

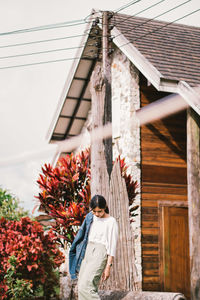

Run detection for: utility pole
[[102, 11, 113, 177], [90, 11, 112, 197]]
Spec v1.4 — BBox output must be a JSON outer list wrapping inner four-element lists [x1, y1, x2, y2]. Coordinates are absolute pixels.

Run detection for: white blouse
[[88, 215, 118, 257]]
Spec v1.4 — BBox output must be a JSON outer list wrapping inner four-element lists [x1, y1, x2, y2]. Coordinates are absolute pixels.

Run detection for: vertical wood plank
[[187, 108, 200, 300], [102, 11, 113, 177], [100, 161, 139, 291], [90, 64, 109, 200]]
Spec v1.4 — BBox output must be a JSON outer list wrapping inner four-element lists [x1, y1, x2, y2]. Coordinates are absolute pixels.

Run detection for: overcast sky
[[0, 0, 199, 215]]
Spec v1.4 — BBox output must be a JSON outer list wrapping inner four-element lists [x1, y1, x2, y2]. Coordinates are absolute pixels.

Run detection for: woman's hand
[[102, 265, 111, 281], [102, 255, 113, 281]]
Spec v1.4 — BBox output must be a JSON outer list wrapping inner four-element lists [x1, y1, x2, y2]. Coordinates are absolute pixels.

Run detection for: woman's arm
[[102, 218, 118, 281], [102, 255, 113, 281]]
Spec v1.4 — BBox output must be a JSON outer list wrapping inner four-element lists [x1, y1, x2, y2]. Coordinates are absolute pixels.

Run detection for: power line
[[0, 0, 169, 50], [114, 0, 143, 13], [0, 45, 87, 60], [0, 0, 165, 51], [0, 33, 88, 49], [0, 51, 97, 71], [113, 0, 167, 27], [0, 57, 81, 70], [0, 17, 91, 37], [120, 7, 200, 47], [0, 5, 199, 70], [114, 0, 191, 38], [0, 42, 123, 62], [0, 1, 144, 40]]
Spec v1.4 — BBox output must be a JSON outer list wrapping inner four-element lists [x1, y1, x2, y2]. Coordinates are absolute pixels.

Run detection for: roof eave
[[178, 81, 200, 115], [112, 27, 163, 90], [112, 26, 200, 115], [46, 10, 98, 142]]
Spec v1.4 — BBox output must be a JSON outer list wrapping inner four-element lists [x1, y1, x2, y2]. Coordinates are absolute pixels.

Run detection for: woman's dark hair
[[90, 195, 109, 213]]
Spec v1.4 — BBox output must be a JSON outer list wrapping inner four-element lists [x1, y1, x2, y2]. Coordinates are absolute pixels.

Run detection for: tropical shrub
[[36, 149, 138, 246], [0, 188, 28, 220], [36, 149, 91, 246], [116, 157, 139, 222], [0, 217, 65, 299]]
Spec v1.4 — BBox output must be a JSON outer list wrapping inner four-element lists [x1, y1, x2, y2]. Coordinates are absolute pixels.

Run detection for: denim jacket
[[69, 212, 93, 280]]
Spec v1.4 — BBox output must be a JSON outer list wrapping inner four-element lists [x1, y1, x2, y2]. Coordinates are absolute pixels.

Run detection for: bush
[[116, 157, 139, 222], [5, 256, 33, 299], [0, 217, 65, 299], [0, 188, 28, 221], [36, 149, 91, 246]]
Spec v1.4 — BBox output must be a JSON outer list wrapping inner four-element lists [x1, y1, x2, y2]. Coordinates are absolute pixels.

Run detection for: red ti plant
[[36, 149, 91, 246], [116, 156, 139, 222]]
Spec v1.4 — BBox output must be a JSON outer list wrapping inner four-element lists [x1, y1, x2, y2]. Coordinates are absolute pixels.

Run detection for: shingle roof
[[48, 12, 200, 143], [113, 13, 200, 87]]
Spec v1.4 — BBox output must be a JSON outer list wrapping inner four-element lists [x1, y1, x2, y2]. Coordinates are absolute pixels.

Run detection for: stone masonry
[[111, 49, 141, 285]]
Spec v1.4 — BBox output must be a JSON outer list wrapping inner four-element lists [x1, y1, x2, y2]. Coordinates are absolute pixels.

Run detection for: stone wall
[[111, 49, 141, 284]]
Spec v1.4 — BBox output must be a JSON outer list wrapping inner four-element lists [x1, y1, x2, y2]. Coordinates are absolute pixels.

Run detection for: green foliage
[[0, 188, 28, 220], [5, 256, 60, 299], [5, 256, 33, 300]]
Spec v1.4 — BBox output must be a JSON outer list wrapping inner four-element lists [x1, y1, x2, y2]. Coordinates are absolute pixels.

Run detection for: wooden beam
[[102, 11, 113, 177], [63, 59, 96, 139], [90, 64, 109, 198], [187, 108, 200, 300], [90, 11, 113, 196], [66, 96, 91, 101]]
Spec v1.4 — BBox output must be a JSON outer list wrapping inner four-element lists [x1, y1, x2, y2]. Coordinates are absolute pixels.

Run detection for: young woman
[[69, 194, 118, 300]]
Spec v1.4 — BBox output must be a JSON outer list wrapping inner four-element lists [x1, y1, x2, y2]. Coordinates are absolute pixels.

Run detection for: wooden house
[[47, 11, 200, 299]]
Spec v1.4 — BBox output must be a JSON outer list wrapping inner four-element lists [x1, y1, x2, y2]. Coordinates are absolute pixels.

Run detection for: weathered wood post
[[90, 10, 112, 198], [102, 10, 113, 177], [90, 11, 140, 293], [90, 64, 110, 199], [187, 108, 200, 300]]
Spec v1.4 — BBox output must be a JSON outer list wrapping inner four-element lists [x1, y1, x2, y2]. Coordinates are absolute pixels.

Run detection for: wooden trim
[[111, 27, 163, 90], [158, 201, 188, 208]]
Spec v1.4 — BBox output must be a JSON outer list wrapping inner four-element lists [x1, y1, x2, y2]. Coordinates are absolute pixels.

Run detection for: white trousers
[[78, 242, 107, 300]]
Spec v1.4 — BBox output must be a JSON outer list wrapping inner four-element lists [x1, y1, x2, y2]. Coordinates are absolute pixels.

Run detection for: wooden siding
[[140, 84, 187, 292]]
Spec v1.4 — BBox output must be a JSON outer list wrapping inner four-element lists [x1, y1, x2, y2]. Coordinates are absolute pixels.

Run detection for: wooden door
[[160, 206, 190, 299]]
